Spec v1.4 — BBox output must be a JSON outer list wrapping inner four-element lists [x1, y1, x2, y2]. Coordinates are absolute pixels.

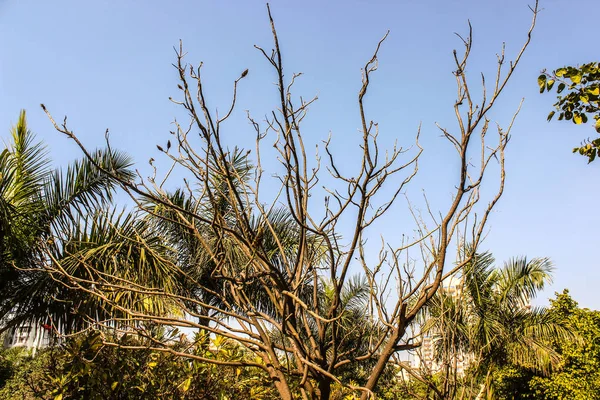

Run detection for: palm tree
[[421, 251, 572, 399], [0, 111, 49, 327], [143, 147, 329, 327], [46, 208, 184, 331], [0, 110, 147, 334]]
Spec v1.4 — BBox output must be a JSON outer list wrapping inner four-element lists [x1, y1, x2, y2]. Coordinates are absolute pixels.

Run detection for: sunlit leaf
[[182, 377, 192, 392], [587, 87, 600, 96], [555, 68, 567, 77], [538, 74, 547, 92]]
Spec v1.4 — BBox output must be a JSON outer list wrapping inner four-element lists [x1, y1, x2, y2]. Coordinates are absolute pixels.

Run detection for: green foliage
[[0, 110, 183, 335], [0, 110, 50, 326], [488, 290, 600, 399], [0, 346, 30, 388], [0, 345, 50, 399], [0, 329, 403, 400], [421, 252, 572, 399], [540, 62, 600, 162], [493, 365, 537, 399], [0, 331, 278, 400], [528, 290, 600, 399]]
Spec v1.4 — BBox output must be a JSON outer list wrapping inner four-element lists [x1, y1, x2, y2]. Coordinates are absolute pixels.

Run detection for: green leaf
[[555, 68, 567, 77], [557, 82, 566, 94], [538, 74, 547, 92], [182, 377, 192, 392], [582, 114, 588, 123], [587, 87, 600, 96]]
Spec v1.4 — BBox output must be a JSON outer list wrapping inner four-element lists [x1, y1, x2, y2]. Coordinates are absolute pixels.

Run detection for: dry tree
[[39, 2, 539, 399]]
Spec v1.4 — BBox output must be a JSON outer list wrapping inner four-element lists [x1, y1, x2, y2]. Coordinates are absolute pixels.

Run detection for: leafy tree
[[0, 346, 29, 389], [0, 111, 181, 335], [0, 331, 278, 399], [528, 290, 600, 399], [420, 252, 572, 399], [539, 62, 600, 162], [1, 110, 51, 327], [493, 365, 538, 400]]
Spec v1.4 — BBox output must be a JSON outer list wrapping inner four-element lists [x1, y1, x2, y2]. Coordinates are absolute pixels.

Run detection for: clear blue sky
[[1, 0, 598, 308]]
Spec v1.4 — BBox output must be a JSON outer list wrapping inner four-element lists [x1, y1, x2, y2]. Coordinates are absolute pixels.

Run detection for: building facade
[[410, 274, 471, 376], [2, 321, 52, 353]]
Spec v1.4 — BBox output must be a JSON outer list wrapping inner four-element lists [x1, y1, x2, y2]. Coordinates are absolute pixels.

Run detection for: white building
[[2, 321, 53, 353], [410, 274, 471, 376]]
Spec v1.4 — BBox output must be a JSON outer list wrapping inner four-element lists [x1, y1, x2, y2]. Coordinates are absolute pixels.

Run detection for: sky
[[1, 0, 598, 308]]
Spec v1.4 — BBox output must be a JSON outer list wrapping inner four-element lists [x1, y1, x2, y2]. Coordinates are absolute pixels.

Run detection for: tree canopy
[[539, 62, 600, 162], [417, 252, 571, 399], [528, 290, 600, 399], [1, 2, 571, 399]]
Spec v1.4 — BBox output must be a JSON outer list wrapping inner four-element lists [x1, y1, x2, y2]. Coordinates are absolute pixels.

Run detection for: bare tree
[[39, 2, 539, 399]]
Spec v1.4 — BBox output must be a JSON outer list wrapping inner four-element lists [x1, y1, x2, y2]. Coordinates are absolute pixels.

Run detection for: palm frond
[[423, 247, 569, 388], [497, 257, 553, 307], [1, 111, 137, 333], [42, 208, 182, 331], [44, 148, 134, 232], [7, 110, 51, 196], [341, 274, 369, 312]]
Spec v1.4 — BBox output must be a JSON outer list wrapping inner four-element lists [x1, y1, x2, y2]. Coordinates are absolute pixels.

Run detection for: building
[[410, 274, 471, 376], [2, 320, 53, 354]]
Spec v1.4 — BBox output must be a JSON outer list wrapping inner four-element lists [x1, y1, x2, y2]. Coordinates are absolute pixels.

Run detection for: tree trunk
[[475, 369, 492, 400], [474, 383, 486, 400], [271, 368, 294, 400], [302, 380, 316, 399], [318, 377, 332, 400], [197, 306, 210, 328], [360, 324, 404, 400]]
